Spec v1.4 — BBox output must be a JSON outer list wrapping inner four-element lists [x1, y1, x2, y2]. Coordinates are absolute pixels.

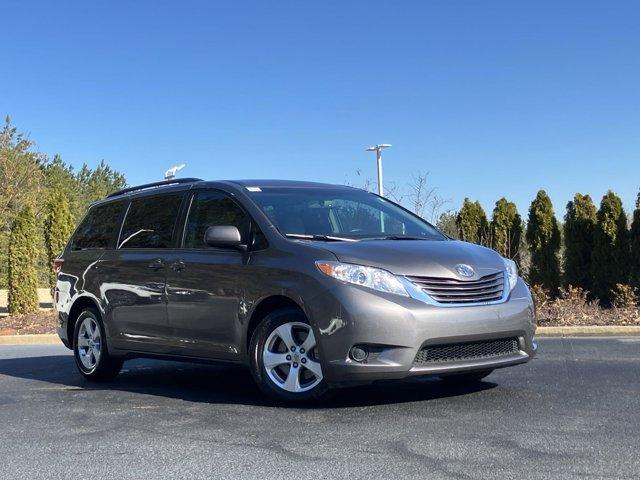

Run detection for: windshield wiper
[[365, 235, 432, 241], [284, 233, 357, 242]]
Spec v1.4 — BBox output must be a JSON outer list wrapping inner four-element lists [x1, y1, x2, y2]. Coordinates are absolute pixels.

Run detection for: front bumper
[[306, 278, 537, 386]]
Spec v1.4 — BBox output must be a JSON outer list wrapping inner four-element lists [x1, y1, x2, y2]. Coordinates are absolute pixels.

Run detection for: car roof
[[226, 179, 355, 190], [91, 178, 359, 207]]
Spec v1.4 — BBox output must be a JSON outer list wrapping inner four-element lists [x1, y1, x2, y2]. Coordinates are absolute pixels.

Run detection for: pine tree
[[44, 190, 74, 288], [591, 191, 629, 306], [526, 190, 561, 295], [76, 160, 126, 208], [629, 191, 640, 292], [490, 198, 522, 260], [437, 211, 459, 239], [456, 198, 489, 245], [7, 206, 39, 314], [563, 193, 597, 293]]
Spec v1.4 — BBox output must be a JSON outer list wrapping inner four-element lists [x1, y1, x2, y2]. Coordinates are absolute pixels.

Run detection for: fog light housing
[[349, 345, 368, 362]]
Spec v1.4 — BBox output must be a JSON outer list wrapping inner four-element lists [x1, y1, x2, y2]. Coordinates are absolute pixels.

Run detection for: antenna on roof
[[164, 164, 186, 180]]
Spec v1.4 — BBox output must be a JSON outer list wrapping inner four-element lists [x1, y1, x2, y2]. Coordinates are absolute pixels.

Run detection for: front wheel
[[249, 308, 328, 402], [73, 308, 123, 381]]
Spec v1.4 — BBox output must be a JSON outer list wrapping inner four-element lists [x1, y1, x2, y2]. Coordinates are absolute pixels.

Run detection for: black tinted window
[[184, 190, 248, 248], [71, 201, 127, 250], [119, 193, 184, 249]]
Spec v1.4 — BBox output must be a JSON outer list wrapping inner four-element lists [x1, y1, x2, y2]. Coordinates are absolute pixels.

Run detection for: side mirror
[[204, 225, 244, 249]]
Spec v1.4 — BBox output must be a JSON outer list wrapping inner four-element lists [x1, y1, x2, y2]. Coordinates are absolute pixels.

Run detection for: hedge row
[[452, 190, 640, 306], [1, 117, 126, 314]]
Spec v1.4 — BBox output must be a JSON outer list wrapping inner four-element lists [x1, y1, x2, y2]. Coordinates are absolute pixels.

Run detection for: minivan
[[54, 178, 537, 402]]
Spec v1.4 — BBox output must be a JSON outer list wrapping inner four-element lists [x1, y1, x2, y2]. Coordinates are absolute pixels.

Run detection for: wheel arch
[[245, 295, 305, 353], [67, 295, 102, 344]]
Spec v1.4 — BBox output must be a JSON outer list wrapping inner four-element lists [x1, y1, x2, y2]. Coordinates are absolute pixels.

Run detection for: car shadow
[[0, 354, 497, 408]]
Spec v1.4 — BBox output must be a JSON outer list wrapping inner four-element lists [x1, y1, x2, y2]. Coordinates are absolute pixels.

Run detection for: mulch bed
[[536, 308, 640, 327], [0, 310, 58, 335]]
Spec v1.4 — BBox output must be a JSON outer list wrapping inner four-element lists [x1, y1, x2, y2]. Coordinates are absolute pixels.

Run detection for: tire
[[249, 307, 328, 403], [439, 369, 494, 384], [73, 307, 123, 382]]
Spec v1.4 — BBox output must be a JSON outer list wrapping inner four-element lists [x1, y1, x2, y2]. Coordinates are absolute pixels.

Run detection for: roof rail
[[106, 178, 203, 198]]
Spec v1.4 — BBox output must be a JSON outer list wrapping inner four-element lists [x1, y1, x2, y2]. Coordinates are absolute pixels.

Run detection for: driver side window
[[183, 190, 250, 248]]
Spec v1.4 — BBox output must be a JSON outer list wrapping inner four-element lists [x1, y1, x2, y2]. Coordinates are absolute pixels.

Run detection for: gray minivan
[[54, 178, 537, 402]]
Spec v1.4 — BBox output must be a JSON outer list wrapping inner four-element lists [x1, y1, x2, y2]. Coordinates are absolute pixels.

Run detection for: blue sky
[[1, 1, 639, 220]]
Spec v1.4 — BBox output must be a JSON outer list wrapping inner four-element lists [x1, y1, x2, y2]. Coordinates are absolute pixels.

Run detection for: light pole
[[365, 144, 392, 196]]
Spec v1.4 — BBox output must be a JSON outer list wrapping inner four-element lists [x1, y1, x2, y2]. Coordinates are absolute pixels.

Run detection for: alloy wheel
[[77, 316, 102, 370], [262, 321, 322, 393]]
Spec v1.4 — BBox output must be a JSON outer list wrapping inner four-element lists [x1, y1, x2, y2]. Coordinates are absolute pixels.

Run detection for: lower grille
[[414, 338, 520, 365]]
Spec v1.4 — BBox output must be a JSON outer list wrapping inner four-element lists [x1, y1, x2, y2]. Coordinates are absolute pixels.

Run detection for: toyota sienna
[[54, 178, 537, 402]]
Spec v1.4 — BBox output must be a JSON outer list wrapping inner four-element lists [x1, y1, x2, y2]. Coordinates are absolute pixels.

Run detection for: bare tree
[[406, 172, 449, 222], [344, 170, 448, 222]]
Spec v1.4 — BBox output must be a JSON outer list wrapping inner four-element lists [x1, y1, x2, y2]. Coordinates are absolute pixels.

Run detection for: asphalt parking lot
[[0, 337, 639, 480]]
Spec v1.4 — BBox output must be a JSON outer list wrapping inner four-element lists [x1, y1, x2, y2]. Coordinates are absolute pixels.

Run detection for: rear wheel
[[249, 308, 328, 402], [73, 308, 123, 381], [439, 369, 494, 384]]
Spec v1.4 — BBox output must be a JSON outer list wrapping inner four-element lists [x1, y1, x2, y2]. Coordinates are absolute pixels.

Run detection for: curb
[[536, 326, 640, 337], [0, 334, 61, 345]]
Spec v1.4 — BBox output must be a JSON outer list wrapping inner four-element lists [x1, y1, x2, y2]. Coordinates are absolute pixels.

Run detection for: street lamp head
[[365, 144, 392, 152]]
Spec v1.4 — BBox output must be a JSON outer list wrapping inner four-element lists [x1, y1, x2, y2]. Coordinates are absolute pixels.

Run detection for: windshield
[[246, 187, 446, 241]]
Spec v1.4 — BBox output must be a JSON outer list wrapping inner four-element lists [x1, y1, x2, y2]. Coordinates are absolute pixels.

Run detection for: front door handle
[[171, 260, 186, 272], [147, 258, 165, 270]]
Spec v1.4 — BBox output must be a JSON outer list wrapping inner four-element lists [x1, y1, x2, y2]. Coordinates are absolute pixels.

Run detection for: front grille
[[414, 338, 520, 365], [406, 271, 505, 304]]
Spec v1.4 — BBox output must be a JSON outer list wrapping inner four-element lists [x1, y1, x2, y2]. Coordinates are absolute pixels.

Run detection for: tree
[[456, 198, 489, 245], [43, 154, 82, 217], [591, 191, 629, 306], [7, 206, 39, 314], [0, 116, 45, 289], [44, 190, 74, 288], [490, 197, 522, 260], [630, 191, 640, 292], [405, 172, 448, 222], [437, 211, 459, 239], [0, 117, 128, 293], [526, 190, 561, 294], [0, 117, 46, 222], [563, 193, 597, 292], [76, 160, 126, 209]]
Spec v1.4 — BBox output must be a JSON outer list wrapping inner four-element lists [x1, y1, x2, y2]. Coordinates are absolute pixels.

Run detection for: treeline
[[1, 117, 126, 313], [437, 189, 640, 307]]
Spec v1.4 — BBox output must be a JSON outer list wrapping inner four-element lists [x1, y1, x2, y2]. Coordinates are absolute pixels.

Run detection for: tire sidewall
[[249, 308, 328, 403], [73, 308, 110, 377]]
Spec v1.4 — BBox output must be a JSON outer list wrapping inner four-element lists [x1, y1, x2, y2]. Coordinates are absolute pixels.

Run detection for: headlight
[[503, 257, 518, 293], [315, 261, 409, 297]]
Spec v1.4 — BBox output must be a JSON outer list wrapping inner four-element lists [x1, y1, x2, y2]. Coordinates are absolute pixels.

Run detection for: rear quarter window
[[71, 201, 127, 251]]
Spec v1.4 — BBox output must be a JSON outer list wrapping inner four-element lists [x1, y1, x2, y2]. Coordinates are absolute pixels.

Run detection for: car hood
[[319, 239, 505, 278]]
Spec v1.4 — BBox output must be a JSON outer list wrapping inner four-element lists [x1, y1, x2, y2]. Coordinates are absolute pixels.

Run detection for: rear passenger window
[[184, 190, 249, 248], [71, 201, 127, 250], [119, 193, 184, 249]]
